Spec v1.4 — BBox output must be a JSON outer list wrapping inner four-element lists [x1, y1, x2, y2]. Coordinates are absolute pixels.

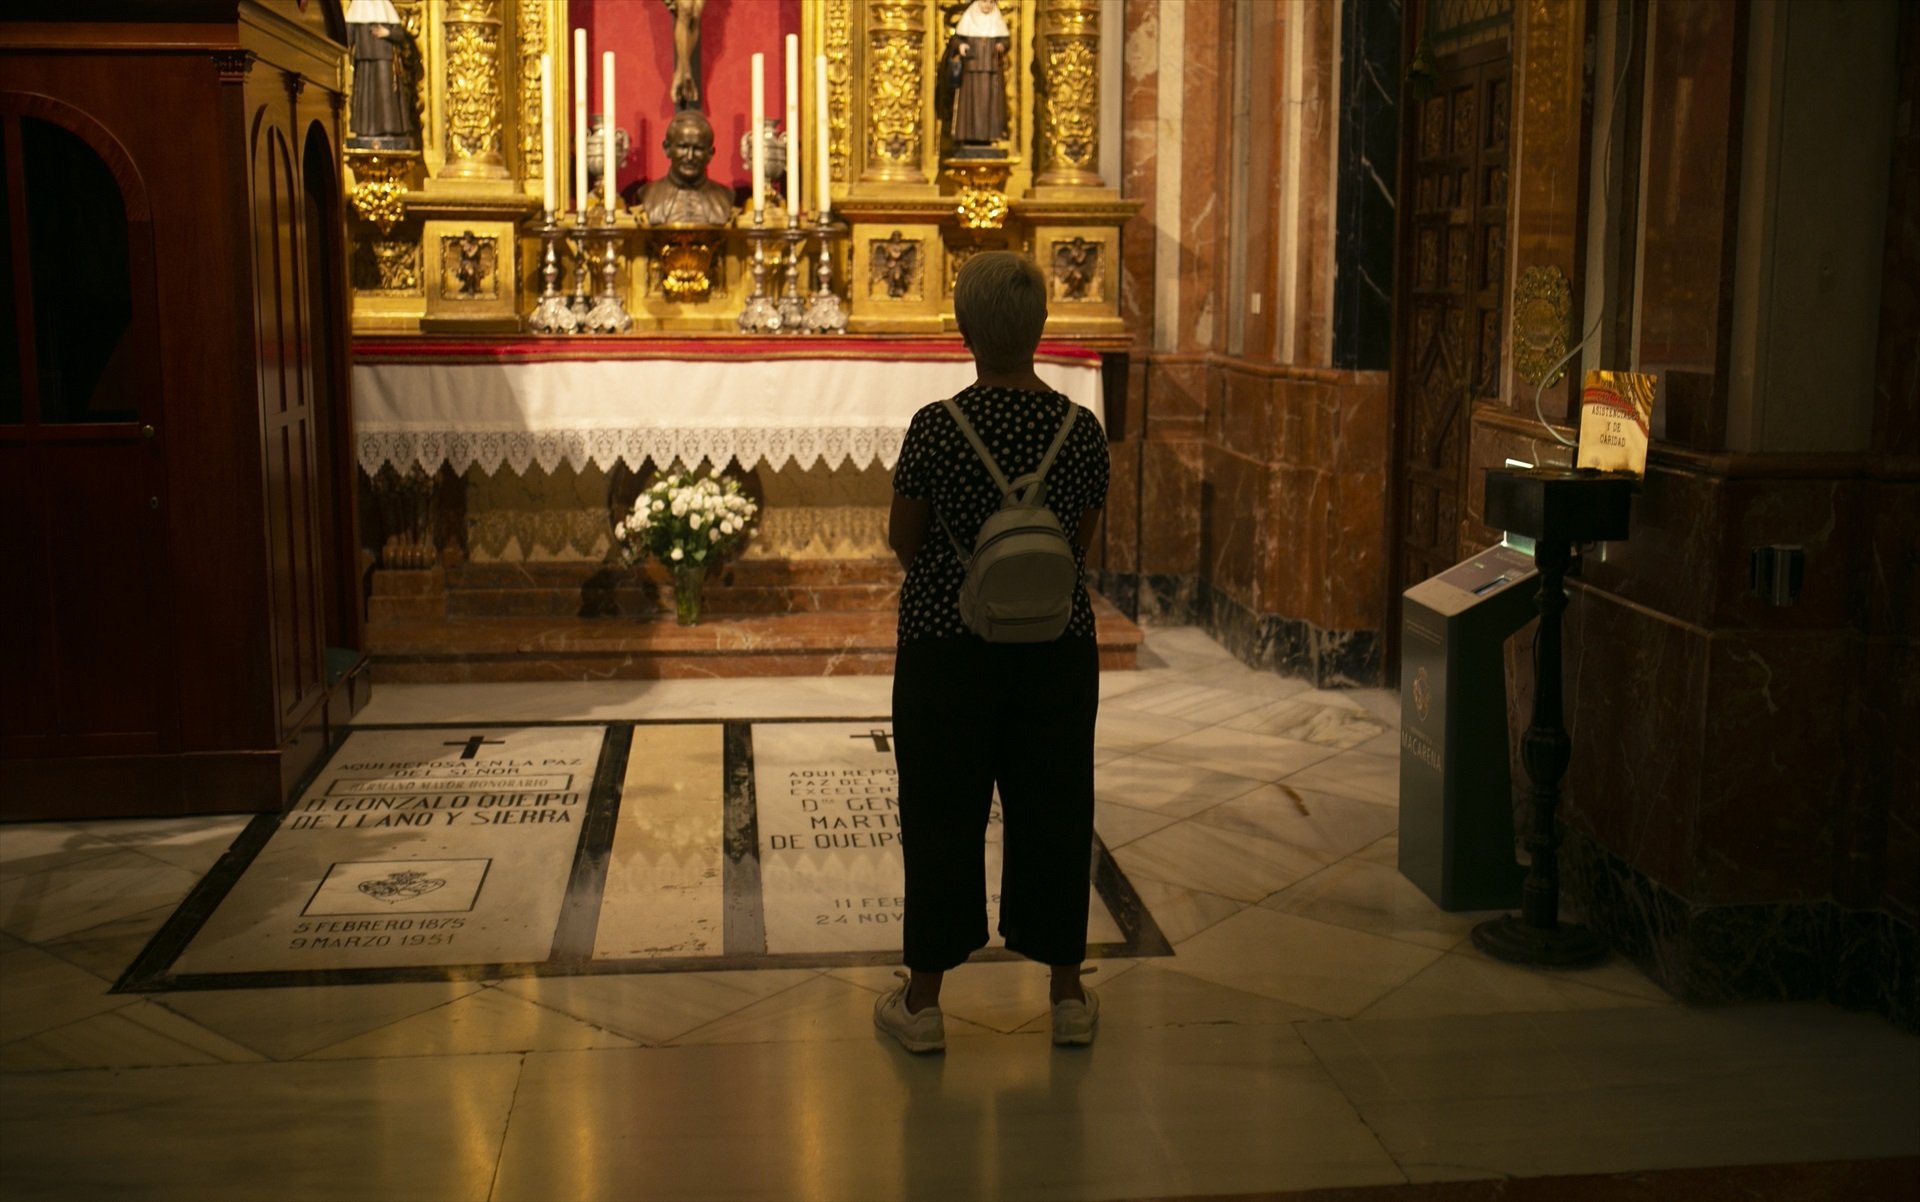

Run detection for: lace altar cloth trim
[[352, 352, 1105, 475]]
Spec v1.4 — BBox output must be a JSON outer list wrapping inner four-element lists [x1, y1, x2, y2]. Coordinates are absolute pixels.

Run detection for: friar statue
[[942, 0, 1011, 148], [345, 0, 421, 149], [637, 108, 737, 226]]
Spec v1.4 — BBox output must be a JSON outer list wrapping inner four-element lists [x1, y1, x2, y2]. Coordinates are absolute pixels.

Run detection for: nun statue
[[346, 0, 422, 149]]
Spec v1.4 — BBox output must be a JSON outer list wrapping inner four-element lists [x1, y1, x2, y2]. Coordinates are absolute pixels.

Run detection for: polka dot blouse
[[893, 385, 1110, 645]]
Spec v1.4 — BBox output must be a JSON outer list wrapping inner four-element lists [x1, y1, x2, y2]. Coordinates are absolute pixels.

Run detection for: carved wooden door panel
[[1391, 44, 1511, 602], [249, 88, 329, 735]]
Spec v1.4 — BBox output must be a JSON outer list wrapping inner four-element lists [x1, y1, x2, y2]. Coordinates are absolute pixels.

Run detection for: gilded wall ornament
[[870, 231, 921, 300], [1036, 0, 1101, 185], [355, 240, 422, 293], [1051, 236, 1100, 300], [945, 160, 1012, 229], [517, 0, 547, 181], [441, 230, 500, 299], [1510, 264, 1571, 386], [443, 0, 507, 178], [346, 149, 420, 234], [825, 0, 852, 188], [864, 1, 926, 180]]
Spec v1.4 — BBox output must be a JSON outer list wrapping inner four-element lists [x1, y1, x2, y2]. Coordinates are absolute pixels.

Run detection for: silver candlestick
[[568, 217, 591, 326], [776, 217, 807, 333], [736, 208, 783, 333], [803, 214, 848, 334], [584, 211, 633, 334], [527, 212, 579, 334]]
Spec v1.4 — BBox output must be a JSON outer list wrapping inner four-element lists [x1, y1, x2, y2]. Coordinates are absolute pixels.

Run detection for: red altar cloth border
[[351, 336, 1105, 367]]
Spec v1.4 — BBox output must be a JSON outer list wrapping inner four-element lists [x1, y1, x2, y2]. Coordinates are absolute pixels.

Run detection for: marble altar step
[[435, 559, 903, 619], [366, 592, 1143, 682]]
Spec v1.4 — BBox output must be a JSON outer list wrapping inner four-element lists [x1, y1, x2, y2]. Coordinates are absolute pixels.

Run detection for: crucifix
[[851, 729, 893, 753], [444, 735, 505, 760]]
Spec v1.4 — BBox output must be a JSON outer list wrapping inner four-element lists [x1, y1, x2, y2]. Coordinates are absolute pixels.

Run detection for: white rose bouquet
[[613, 470, 759, 624]]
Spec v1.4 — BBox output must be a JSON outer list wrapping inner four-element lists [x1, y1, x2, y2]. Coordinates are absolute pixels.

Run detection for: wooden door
[[1387, 39, 1511, 676], [0, 100, 172, 757], [248, 82, 329, 735]]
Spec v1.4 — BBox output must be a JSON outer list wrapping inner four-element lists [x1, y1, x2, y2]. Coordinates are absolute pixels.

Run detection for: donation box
[[1398, 544, 1538, 910]]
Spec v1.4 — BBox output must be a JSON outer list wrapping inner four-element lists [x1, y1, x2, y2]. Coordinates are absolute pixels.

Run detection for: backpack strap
[[933, 396, 1081, 561], [941, 398, 1014, 496]]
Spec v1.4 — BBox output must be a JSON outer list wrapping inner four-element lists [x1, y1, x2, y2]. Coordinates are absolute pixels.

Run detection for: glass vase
[[671, 562, 706, 626]]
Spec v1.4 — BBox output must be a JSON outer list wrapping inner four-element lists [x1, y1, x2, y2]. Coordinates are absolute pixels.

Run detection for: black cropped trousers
[[891, 635, 1100, 973]]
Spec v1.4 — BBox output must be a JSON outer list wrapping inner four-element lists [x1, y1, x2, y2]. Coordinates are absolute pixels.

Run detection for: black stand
[[1470, 469, 1634, 968]]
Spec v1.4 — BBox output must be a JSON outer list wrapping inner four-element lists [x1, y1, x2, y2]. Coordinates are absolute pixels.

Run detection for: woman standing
[[877, 252, 1109, 1053]]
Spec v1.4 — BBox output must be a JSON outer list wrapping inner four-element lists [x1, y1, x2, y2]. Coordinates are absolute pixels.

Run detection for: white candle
[[815, 54, 830, 216], [751, 52, 766, 213], [572, 29, 587, 213], [540, 54, 556, 214], [602, 50, 616, 215], [785, 34, 800, 219]]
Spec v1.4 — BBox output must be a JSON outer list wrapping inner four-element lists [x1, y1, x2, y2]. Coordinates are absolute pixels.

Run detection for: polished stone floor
[[2, 627, 1916, 1201]]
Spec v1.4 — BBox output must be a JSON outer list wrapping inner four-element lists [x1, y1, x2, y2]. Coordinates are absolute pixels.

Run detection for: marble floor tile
[[74, 815, 254, 876], [1220, 698, 1389, 749], [0, 824, 120, 882], [593, 723, 726, 959], [1278, 749, 1401, 806], [1141, 726, 1342, 783], [1099, 679, 1273, 725], [1297, 1005, 1920, 1181], [1295, 686, 1402, 727], [1094, 753, 1266, 817], [153, 981, 487, 1060], [1113, 821, 1332, 903], [1357, 949, 1672, 1020], [1166, 906, 1441, 1018], [0, 1054, 522, 1201], [671, 972, 990, 1046], [1177, 662, 1317, 700], [827, 959, 1111, 1035], [0, 849, 203, 944], [493, 968, 819, 1045], [0, 1000, 266, 1072], [1354, 728, 1402, 758], [1140, 626, 1243, 670], [1093, 799, 1180, 849], [1092, 708, 1206, 754], [1260, 858, 1487, 952], [35, 902, 177, 982], [491, 1025, 1401, 1202], [1354, 830, 1400, 867], [0, 946, 130, 1044], [1123, 877, 1247, 944], [1012, 962, 1326, 1035], [1192, 784, 1400, 862], [303, 983, 639, 1059], [1548, 950, 1680, 1003]]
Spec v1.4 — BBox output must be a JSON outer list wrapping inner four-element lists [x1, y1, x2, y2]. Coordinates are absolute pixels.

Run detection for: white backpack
[[936, 398, 1081, 643]]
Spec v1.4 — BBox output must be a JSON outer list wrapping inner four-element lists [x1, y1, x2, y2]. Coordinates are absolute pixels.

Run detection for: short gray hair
[[953, 251, 1047, 372]]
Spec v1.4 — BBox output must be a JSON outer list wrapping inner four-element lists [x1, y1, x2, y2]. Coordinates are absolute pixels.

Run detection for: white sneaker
[[1051, 986, 1099, 1046], [874, 974, 945, 1053]]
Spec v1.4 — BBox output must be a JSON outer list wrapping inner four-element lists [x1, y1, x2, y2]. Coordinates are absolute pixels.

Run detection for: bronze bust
[[638, 109, 735, 226]]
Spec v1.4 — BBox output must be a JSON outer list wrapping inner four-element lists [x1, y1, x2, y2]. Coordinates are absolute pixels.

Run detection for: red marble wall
[[1478, 0, 1916, 1021], [1103, 0, 1391, 664]]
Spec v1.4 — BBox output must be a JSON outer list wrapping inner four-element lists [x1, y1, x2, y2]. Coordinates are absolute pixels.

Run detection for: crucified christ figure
[[665, 0, 707, 110]]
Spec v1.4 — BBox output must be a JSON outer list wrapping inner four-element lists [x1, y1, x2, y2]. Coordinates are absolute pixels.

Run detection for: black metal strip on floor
[[1092, 833, 1172, 958], [546, 723, 632, 963], [721, 720, 768, 957]]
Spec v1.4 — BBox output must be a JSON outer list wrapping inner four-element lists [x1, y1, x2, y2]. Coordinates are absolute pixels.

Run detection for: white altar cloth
[[352, 338, 1106, 476]]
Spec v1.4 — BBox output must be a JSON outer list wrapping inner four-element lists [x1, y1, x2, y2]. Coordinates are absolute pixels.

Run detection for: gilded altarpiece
[[346, 0, 1133, 336]]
